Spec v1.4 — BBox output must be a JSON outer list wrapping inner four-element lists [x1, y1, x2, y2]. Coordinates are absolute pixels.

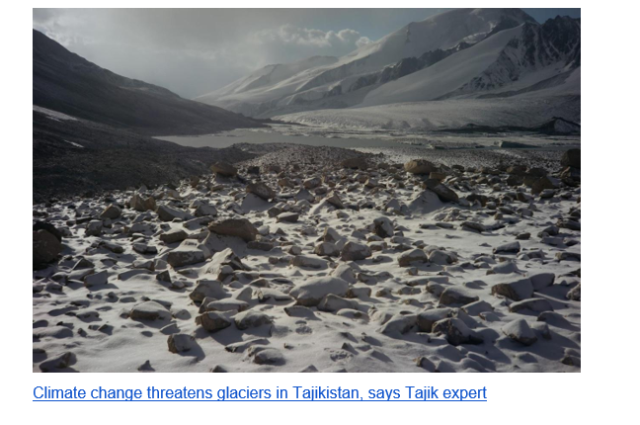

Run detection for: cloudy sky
[[33, 8, 580, 99]]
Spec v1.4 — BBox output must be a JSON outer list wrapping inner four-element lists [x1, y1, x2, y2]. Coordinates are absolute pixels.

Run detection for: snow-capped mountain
[[195, 8, 580, 130], [207, 55, 338, 99], [361, 15, 580, 106]]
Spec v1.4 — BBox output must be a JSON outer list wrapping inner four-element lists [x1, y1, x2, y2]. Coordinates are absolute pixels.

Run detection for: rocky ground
[[33, 145, 581, 372], [33, 110, 259, 203]]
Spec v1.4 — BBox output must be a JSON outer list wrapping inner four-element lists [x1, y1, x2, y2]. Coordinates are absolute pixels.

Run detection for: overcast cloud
[[33, 8, 580, 99]]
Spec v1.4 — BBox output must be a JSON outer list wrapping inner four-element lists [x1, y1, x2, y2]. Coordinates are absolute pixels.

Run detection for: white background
[[2, 0, 638, 423]]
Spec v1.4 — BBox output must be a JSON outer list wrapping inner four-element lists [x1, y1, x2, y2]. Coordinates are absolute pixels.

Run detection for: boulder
[[491, 278, 534, 301], [318, 294, 358, 312], [156, 205, 189, 222], [323, 227, 342, 243], [374, 217, 394, 238], [196, 312, 232, 332], [341, 241, 372, 261], [326, 191, 345, 209], [290, 255, 327, 269], [378, 314, 417, 335], [428, 250, 456, 265], [567, 283, 581, 301], [290, 277, 349, 306], [100, 241, 124, 254], [247, 240, 274, 252], [133, 243, 157, 255], [277, 212, 299, 223], [264, 164, 282, 173], [531, 176, 559, 195], [156, 270, 172, 284], [100, 204, 121, 220], [130, 301, 170, 321], [404, 159, 437, 174], [314, 242, 340, 257], [277, 178, 293, 188], [429, 171, 447, 181], [342, 157, 369, 170], [295, 188, 314, 202], [194, 203, 218, 217], [211, 162, 237, 177], [200, 298, 248, 313], [167, 247, 206, 268], [530, 273, 556, 291], [251, 347, 285, 365], [561, 149, 581, 169], [432, 318, 483, 346], [424, 181, 459, 203], [34, 326, 73, 339], [416, 308, 453, 332], [132, 259, 154, 271], [284, 306, 318, 319], [33, 221, 62, 242], [415, 356, 436, 371], [39, 352, 77, 372], [255, 288, 292, 302], [73, 258, 94, 270], [234, 310, 273, 330], [331, 264, 357, 283], [502, 319, 537, 346], [168, 334, 196, 353], [509, 298, 554, 314], [129, 194, 156, 212], [462, 221, 486, 233], [129, 222, 155, 235], [493, 241, 521, 254], [462, 300, 493, 316], [556, 252, 581, 261], [33, 229, 62, 267], [246, 182, 275, 201], [439, 287, 479, 306], [537, 311, 573, 327], [208, 219, 258, 242], [561, 351, 581, 367], [189, 280, 227, 303], [507, 165, 527, 175], [83, 270, 108, 288], [160, 229, 188, 244], [560, 167, 581, 186], [303, 177, 321, 189], [398, 249, 427, 267]]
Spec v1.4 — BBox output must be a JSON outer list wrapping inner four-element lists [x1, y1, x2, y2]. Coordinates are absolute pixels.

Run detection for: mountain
[[361, 16, 580, 106], [32, 30, 263, 201], [195, 8, 580, 131], [33, 29, 261, 136]]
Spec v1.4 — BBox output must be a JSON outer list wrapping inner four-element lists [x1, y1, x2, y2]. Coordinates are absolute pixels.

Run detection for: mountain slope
[[329, 8, 535, 71], [198, 55, 338, 100], [32, 109, 257, 202], [33, 30, 262, 136], [362, 16, 580, 106], [360, 25, 524, 106]]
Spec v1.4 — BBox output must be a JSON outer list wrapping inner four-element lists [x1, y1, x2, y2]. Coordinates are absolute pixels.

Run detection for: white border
[[2, 1, 638, 423]]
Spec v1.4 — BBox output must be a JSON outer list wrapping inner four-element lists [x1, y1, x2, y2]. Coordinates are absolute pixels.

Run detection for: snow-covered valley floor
[[33, 143, 580, 372]]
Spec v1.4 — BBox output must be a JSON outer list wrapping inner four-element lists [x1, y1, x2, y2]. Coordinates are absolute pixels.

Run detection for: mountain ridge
[[194, 8, 580, 126]]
